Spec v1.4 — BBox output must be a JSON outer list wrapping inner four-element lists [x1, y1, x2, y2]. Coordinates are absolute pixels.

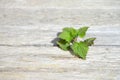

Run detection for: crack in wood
[[0, 44, 120, 47]]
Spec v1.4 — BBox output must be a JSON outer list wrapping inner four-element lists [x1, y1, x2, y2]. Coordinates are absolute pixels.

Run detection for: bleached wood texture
[[0, 8, 120, 25], [0, 46, 120, 80], [0, 0, 120, 9], [0, 26, 120, 80], [0, 25, 120, 46], [0, 0, 120, 80]]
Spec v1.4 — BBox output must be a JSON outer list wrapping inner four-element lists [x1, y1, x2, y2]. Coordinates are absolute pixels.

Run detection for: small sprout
[[56, 27, 96, 59]]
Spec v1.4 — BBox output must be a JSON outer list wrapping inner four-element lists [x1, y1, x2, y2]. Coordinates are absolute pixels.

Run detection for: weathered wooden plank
[[0, 0, 120, 9], [0, 8, 120, 25], [0, 1, 120, 79], [0, 25, 120, 46], [0, 46, 120, 80], [0, 71, 119, 80]]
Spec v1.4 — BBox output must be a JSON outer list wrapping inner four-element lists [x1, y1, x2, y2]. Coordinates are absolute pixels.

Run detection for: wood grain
[[0, 0, 120, 9], [0, 0, 120, 80], [0, 8, 120, 25], [0, 25, 120, 46], [0, 46, 120, 80]]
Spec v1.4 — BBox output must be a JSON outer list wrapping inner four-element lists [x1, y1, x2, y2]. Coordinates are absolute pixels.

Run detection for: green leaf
[[56, 26, 96, 60], [58, 31, 72, 43], [57, 39, 70, 51], [58, 27, 77, 43], [63, 27, 77, 37], [71, 42, 89, 59], [84, 38, 96, 46], [78, 27, 89, 38]]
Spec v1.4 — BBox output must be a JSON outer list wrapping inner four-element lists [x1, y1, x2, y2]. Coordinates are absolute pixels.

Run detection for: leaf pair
[[57, 27, 96, 59], [58, 27, 77, 43]]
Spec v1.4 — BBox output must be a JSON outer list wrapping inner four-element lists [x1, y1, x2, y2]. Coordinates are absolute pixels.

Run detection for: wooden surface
[[0, 0, 120, 80]]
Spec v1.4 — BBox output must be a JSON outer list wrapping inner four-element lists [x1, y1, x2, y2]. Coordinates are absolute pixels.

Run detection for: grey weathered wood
[[0, 25, 120, 46], [0, 25, 120, 79], [0, 0, 120, 9], [0, 46, 120, 80], [0, 8, 120, 25], [0, 0, 120, 80]]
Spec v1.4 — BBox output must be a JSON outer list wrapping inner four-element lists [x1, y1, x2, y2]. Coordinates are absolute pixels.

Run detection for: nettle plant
[[57, 27, 96, 59]]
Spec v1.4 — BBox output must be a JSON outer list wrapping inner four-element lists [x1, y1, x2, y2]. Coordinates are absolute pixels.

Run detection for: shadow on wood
[[51, 32, 61, 46], [51, 32, 83, 59]]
